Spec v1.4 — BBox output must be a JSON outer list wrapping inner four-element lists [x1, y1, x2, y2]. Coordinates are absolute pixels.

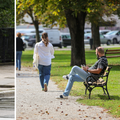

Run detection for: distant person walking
[[33, 32, 55, 92], [16, 32, 24, 71]]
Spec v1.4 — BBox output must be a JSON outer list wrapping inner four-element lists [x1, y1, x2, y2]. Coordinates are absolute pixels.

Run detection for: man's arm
[[82, 66, 102, 74]]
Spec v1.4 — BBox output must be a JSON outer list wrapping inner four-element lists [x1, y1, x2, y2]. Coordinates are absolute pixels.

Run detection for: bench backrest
[[105, 49, 120, 58], [102, 66, 112, 83]]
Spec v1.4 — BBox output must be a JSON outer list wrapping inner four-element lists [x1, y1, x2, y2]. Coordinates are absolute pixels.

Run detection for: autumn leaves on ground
[[20, 48, 120, 118]]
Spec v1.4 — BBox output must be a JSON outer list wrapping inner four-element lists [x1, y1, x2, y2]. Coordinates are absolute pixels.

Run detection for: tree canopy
[[0, 0, 14, 28], [16, 0, 120, 66]]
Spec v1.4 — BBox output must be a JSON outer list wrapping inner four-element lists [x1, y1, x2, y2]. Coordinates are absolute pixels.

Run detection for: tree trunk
[[91, 22, 100, 49], [33, 20, 40, 43], [65, 10, 87, 66], [28, 10, 40, 43]]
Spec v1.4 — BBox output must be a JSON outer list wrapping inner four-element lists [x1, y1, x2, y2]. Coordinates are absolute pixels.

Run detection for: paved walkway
[[16, 67, 120, 120], [0, 65, 14, 92], [0, 65, 15, 119]]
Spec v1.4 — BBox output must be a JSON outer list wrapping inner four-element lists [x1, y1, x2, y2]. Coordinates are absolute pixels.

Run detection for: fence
[[0, 28, 14, 64]]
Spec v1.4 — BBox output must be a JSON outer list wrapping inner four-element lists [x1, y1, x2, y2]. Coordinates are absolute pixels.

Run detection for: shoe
[[63, 75, 69, 80], [56, 95, 68, 99], [42, 88, 44, 91], [44, 83, 47, 92]]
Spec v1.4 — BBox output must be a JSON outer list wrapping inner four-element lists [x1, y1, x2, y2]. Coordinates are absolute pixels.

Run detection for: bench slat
[[105, 49, 120, 58], [106, 49, 120, 51], [106, 52, 120, 54], [106, 55, 120, 58]]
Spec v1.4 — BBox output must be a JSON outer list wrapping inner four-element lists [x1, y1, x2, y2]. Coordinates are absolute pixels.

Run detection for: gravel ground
[[16, 67, 119, 120]]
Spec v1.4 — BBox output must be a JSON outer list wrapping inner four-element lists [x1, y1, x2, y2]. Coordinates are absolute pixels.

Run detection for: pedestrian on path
[[16, 32, 24, 71], [33, 32, 55, 92], [57, 46, 108, 99]]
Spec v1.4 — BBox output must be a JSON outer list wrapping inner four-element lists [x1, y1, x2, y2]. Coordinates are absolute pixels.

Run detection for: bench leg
[[88, 87, 93, 99], [89, 91, 91, 99], [84, 83, 88, 95], [105, 88, 111, 99], [85, 86, 87, 95], [102, 87, 106, 95]]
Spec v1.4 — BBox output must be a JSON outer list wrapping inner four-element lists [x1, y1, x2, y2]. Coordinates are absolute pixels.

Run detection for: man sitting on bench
[[56, 46, 108, 99]]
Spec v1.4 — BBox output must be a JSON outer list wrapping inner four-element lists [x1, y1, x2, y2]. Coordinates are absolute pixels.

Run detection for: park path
[[16, 67, 119, 120]]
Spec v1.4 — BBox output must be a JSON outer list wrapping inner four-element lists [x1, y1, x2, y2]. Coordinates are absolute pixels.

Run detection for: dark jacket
[[16, 37, 24, 51]]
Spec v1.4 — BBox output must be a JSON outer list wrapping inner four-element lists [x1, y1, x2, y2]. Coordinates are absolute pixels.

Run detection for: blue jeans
[[16, 51, 22, 70], [63, 66, 90, 96], [38, 64, 51, 89]]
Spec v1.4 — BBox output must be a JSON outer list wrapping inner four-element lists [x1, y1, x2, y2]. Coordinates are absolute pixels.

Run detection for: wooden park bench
[[83, 66, 112, 99], [105, 49, 120, 58]]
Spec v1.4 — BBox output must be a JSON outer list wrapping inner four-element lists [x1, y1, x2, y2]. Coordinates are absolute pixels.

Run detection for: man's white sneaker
[[56, 95, 68, 99], [63, 75, 69, 80]]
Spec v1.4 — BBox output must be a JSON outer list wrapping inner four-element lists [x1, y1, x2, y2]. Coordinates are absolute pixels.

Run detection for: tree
[[34, 0, 90, 66], [16, 0, 44, 42], [34, 0, 118, 66], [86, 0, 119, 49], [17, 0, 119, 66], [0, 0, 14, 28]]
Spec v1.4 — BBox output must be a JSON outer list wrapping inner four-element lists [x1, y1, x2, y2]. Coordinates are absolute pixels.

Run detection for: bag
[[22, 43, 26, 51], [33, 53, 39, 69]]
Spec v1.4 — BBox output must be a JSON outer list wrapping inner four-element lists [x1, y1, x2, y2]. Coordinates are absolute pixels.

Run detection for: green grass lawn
[[21, 47, 120, 118]]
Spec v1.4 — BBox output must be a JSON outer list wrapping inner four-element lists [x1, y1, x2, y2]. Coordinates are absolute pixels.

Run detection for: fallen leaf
[[78, 109, 81, 111], [99, 116, 102, 119], [101, 111, 104, 113]]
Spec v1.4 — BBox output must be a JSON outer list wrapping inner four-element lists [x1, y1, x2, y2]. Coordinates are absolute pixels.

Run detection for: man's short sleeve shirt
[[89, 56, 108, 80]]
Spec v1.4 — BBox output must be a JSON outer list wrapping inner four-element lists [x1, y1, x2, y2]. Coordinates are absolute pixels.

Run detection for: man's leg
[[69, 65, 89, 81], [63, 66, 90, 97]]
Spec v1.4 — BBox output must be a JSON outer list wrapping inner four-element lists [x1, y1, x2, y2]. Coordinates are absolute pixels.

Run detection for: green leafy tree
[[17, 0, 119, 66], [16, 0, 47, 42], [34, 0, 88, 66], [86, 0, 119, 49], [34, 0, 118, 66], [0, 0, 14, 28]]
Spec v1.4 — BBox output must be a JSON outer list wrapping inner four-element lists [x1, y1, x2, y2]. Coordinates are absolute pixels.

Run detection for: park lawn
[[21, 47, 120, 118]]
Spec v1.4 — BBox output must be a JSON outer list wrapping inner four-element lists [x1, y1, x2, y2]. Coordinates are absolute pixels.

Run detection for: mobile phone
[[81, 64, 85, 67]]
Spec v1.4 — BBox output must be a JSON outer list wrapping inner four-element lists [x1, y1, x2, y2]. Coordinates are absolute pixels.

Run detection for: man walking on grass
[[56, 46, 108, 99]]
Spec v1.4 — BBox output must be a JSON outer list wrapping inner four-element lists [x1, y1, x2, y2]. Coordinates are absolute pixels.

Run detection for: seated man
[[56, 46, 108, 99]]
